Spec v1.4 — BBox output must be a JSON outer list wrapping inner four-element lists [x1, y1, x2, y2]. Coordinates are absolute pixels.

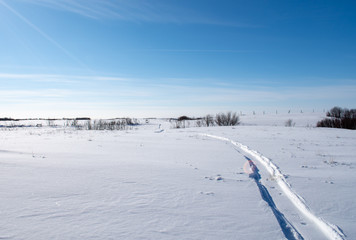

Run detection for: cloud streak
[[3, 81, 355, 115], [15, 0, 254, 26], [0, 73, 130, 84], [128, 49, 257, 54], [2, 71, 356, 117], [0, 0, 89, 69]]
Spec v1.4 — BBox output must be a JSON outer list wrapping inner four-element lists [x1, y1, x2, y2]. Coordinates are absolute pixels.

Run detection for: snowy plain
[[0, 112, 355, 239]]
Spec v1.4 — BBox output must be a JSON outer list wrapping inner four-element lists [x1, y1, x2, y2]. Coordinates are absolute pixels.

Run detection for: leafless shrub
[[47, 119, 55, 127], [215, 112, 240, 126], [72, 119, 79, 128], [85, 120, 93, 130], [65, 119, 81, 129], [90, 119, 126, 130], [204, 114, 214, 127], [196, 120, 203, 127], [285, 119, 295, 127], [125, 118, 133, 125], [195, 114, 215, 127], [62, 118, 139, 131], [172, 120, 185, 129]]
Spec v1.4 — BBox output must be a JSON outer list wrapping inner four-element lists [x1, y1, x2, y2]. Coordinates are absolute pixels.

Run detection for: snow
[[202, 133, 345, 240], [1, 112, 355, 239]]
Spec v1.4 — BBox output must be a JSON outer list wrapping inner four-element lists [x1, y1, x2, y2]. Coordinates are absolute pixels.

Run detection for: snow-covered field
[[1, 113, 355, 239]]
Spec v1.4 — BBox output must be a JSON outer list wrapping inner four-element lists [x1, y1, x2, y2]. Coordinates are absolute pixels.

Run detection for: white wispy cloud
[[3, 73, 354, 104], [148, 83, 356, 105], [0, 89, 89, 100], [13, 0, 175, 21], [0, 0, 90, 69], [15, 0, 254, 26], [128, 49, 256, 54], [2, 71, 356, 117], [20, 0, 124, 19], [0, 73, 130, 83]]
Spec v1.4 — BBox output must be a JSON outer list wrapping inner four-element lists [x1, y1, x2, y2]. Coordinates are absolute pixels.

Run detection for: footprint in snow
[[200, 192, 214, 196], [205, 175, 224, 181]]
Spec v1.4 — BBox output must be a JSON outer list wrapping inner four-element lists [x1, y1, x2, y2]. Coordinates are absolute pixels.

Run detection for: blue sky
[[0, 0, 356, 118]]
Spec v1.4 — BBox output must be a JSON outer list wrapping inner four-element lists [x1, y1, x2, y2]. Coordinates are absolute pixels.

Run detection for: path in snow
[[246, 156, 303, 240], [201, 133, 346, 240]]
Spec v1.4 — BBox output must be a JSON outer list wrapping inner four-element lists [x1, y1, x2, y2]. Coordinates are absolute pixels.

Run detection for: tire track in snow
[[201, 134, 346, 240]]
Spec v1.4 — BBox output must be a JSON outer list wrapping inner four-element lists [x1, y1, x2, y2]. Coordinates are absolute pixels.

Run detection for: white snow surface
[[1, 113, 355, 239]]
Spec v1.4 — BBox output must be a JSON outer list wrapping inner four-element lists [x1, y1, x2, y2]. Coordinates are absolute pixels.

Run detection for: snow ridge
[[201, 133, 346, 240]]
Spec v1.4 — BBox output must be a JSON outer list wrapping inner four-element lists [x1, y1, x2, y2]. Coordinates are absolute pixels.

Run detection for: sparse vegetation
[[173, 120, 187, 129], [0, 117, 17, 121], [215, 112, 240, 126], [196, 114, 214, 127], [82, 118, 138, 130], [171, 112, 240, 128], [285, 119, 295, 127], [203, 114, 214, 127], [178, 116, 192, 121], [317, 107, 356, 130], [47, 119, 56, 127]]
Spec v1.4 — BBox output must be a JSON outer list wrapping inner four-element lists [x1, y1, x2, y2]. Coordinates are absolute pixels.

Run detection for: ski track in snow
[[246, 157, 304, 240], [201, 133, 346, 240]]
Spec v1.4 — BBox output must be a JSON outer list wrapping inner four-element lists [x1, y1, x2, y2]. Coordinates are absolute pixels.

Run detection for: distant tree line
[[0, 117, 17, 121], [174, 112, 240, 128], [0, 117, 91, 121], [317, 106, 356, 130]]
